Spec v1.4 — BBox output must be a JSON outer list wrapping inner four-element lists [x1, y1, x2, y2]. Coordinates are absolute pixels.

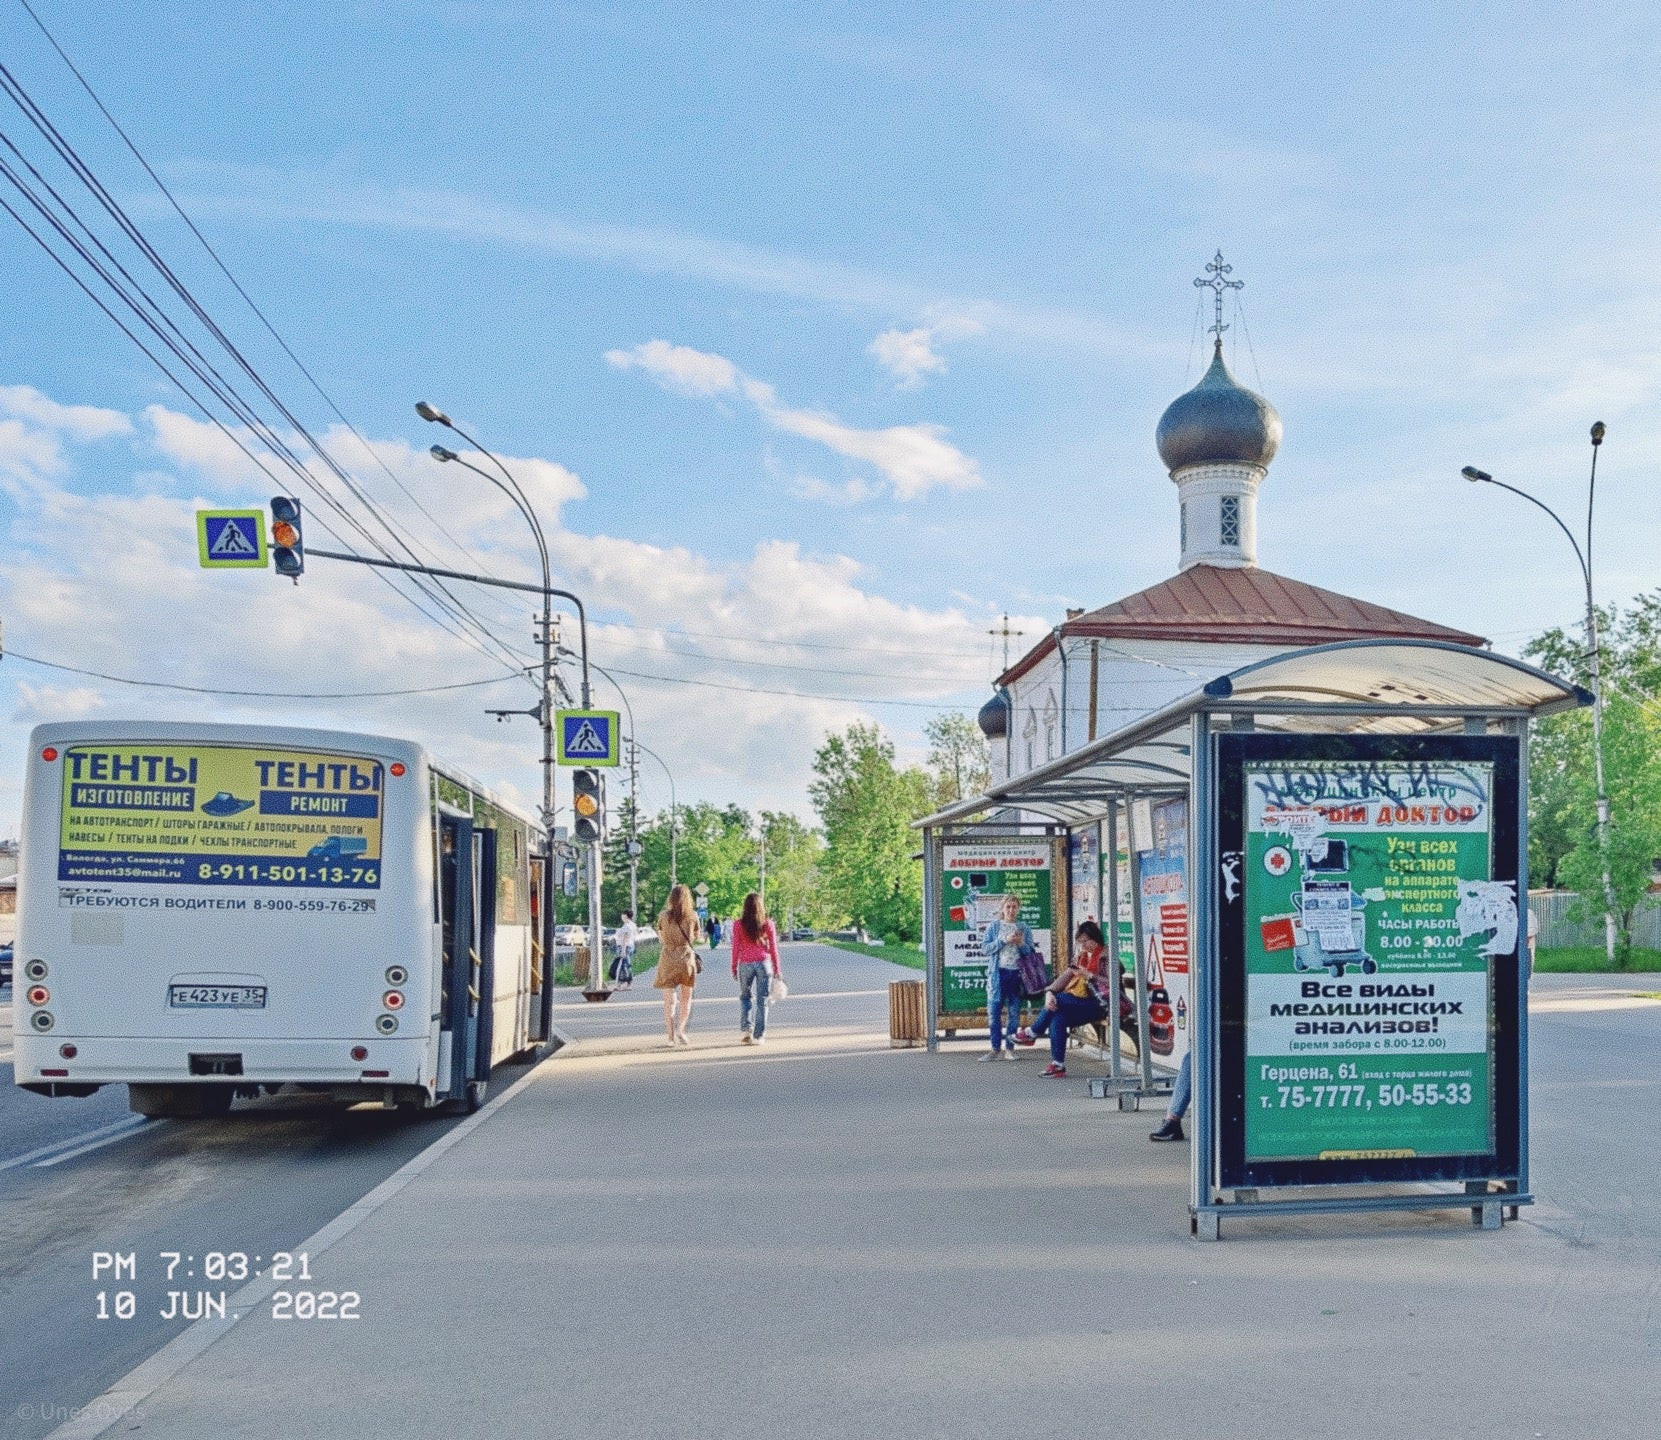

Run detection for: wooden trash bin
[[573, 945, 591, 985], [889, 979, 926, 1047]]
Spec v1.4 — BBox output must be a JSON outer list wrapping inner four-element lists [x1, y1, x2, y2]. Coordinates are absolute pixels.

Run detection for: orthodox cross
[[989, 613, 1024, 671], [1194, 250, 1243, 344]]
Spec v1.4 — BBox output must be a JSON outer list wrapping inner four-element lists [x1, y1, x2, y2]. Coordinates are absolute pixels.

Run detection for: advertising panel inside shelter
[[1135, 797, 1190, 1071], [939, 839, 1053, 1014]]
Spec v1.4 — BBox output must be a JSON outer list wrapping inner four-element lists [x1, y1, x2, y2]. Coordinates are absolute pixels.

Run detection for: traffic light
[[572, 769, 604, 842], [270, 496, 304, 578]]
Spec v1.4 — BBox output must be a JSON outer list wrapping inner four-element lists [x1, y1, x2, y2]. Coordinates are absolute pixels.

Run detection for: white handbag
[[772, 975, 789, 1001]]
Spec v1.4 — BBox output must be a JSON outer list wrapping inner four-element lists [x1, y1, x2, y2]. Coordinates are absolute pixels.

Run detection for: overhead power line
[[6, 649, 524, 700]]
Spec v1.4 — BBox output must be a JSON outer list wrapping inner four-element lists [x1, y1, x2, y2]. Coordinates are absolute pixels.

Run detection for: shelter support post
[[924, 829, 941, 1052], [1105, 797, 1123, 1084], [1190, 712, 1218, 1229], [1127, 815, 1154, 1094]]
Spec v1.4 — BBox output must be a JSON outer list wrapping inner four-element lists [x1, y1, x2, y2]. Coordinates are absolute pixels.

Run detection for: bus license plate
[[168, 985, 267, 1009]]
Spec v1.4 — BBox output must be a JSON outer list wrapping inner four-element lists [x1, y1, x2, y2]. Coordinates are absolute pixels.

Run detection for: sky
[[3, 0, 1661, 835]]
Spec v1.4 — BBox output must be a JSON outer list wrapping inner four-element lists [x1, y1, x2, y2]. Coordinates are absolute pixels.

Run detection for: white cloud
[[0, 385, 132, 441], [868, 327, 947, 387], [0, 388, 1007, 833], [866, 317, 983, 389], [608, 340, 984, 501], [605, 339, 738, 397]]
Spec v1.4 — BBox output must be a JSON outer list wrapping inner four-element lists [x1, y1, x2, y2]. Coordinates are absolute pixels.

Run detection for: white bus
[[11, 721, 551, 1117]]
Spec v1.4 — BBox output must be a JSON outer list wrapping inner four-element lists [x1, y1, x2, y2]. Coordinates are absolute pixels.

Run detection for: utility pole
[[627, 739, 641, 917], [1462, 423, 1618, 965]]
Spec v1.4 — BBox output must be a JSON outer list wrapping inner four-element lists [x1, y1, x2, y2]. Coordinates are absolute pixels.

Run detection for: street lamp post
[[418, 402, 606, 996], [1462, 421, 1617, 965]]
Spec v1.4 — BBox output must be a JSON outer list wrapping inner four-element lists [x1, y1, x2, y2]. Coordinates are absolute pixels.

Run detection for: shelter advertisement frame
[[1211, 732, 1524, 1193], [927, 827, 1067, 1042]]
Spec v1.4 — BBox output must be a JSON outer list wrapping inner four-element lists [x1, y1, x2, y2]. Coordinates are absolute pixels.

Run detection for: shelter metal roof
[[922, 640, 1590, 832]]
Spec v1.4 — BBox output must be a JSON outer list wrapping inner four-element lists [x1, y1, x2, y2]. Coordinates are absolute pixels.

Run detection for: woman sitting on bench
[[1016, 920, 1117, 1077]]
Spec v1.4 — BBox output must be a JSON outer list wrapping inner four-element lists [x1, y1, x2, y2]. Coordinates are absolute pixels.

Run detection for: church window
[[1180, 503, 1188, 553], [1220, 495, 1240, 546], [1022, 711, 1037, 772], [1043, 693, 1058, 761]]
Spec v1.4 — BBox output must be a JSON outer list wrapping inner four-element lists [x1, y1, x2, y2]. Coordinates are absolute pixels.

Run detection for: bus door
[[439, 813, 480, 1108], [471, 826, 498, 1078], [529, 854, 548, 1042]]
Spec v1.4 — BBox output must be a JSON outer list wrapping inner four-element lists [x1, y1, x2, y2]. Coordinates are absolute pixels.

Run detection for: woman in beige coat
[[653, 883, 701, 1046]]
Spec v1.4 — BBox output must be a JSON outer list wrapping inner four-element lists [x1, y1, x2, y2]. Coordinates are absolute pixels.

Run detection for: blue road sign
[[556, 709, 620, 766], [197, 509, 268, 568]]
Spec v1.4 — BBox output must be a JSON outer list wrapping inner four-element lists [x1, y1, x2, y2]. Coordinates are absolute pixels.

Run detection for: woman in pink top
[[731, 891, 782, 1044]]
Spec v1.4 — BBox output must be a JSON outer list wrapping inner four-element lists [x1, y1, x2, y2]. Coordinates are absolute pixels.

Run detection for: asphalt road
[[0, 989, 546, 1440]]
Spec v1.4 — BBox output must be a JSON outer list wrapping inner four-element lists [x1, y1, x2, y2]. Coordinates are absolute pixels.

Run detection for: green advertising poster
[[939, 840, 1053, 1015], [1237, 757, 1510, 1163]]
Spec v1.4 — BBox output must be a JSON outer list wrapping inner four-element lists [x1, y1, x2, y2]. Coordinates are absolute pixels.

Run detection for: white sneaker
[[979, 1050, 1000, 1061], [1001, 1048, 1016, 1060], [752, 1035, 766, 1045], [741, 1032, 754, 1044]]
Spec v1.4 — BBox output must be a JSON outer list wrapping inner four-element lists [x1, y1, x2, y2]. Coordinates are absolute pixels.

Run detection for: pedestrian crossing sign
[[556, 709, 620, 766], [196, 509, 269, 568]]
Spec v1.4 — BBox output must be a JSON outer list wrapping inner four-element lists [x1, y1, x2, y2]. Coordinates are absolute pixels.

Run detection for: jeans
[[1169, 1050, 1192, 1119], [738, 960, 772, 1039], [1041, 993, 1106, 1065], [988, 968, 1025, 1051]]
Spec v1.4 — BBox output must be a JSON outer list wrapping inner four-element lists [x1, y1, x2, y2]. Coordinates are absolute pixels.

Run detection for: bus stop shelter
[[916, 639, 1590, 1238]]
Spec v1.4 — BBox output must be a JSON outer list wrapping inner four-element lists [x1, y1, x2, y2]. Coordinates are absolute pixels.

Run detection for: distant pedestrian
[[709, 915, 722, 946], [610, 910, 639, 988], [980, 893, 1034, 1060], [1015, 920, 1113, 1077], [732, 890, 783, 1044], [654, 884, 701, 1047]]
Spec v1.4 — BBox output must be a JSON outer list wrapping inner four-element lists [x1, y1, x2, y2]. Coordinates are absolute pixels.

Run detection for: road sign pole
[[587, 838, 604, 995]]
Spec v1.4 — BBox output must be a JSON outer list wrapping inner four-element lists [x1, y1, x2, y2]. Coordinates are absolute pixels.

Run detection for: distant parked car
[[0, 944, 12, 988], [786, 927, 815, 941], [554, 925, 588, 948]]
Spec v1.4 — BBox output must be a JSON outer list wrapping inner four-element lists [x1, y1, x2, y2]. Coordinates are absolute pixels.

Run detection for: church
[[978, 258, 1485, 782]]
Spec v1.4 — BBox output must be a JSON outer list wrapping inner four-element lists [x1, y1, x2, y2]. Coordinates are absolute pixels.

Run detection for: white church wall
[[1004, 635, 1289, 782]]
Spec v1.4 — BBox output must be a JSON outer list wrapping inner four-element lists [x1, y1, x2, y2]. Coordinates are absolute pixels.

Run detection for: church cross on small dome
[[1194, 250, 1243, 347]]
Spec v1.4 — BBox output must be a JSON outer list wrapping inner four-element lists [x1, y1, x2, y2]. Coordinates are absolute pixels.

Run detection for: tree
[[756, 811, 832, 931], [1525, 597, 1661, 966], [924, 711, 990, 807], [809, 722, 930, 941]]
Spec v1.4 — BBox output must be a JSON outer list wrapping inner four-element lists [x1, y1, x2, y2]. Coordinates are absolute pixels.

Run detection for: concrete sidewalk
[[61, 962, 1661, 1439]]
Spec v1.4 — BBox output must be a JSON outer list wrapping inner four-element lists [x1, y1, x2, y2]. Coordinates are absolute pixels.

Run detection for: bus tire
[[464, 1079, 488, 1113]]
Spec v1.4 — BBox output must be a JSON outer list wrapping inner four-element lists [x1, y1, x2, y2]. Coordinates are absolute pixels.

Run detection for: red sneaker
[[1042, 1062, 1067, 1077], [1013, 1028, 1037, 1047]]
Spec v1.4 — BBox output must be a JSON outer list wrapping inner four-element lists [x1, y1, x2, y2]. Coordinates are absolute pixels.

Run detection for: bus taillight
[[59, 1044, 78, 1059], [26, 985, 49, 1006], [376, 1014, 399, 1035], [40, 746, 58, 762], [383, 990, 404, 1010], [350, 1046, 369, 1062]]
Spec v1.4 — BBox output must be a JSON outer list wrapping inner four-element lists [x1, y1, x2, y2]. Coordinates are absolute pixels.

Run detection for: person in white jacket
[[611, 910, 640, 988]]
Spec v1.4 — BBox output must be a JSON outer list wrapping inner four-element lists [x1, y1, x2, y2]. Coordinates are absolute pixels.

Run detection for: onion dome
[[977, 688, 1010, 740], [1156, 343, 1282, 474]]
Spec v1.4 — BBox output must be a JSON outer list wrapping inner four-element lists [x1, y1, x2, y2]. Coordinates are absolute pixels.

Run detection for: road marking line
[[45, 1045, 561, 1440], [33, 1118, 158, 1168], [0, 1115, 151, 1174]]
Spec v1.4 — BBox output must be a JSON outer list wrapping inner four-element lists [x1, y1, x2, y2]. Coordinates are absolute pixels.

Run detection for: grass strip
[[822, 938, 927, 971]]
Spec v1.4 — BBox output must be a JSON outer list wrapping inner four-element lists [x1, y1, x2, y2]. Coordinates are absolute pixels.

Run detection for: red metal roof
[[998, 565, 1486, 687]]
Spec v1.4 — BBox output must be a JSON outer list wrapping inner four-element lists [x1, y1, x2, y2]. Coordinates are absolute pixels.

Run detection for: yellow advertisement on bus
[[57, 743, 384, 888]]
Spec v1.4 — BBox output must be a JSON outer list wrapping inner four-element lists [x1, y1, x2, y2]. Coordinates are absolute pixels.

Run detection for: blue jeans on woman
[[1031, 993, 1107, 1064], [987, 967, 1025, 1052], [1169, 1050, 1192, 1119], [738, 960, 773, 1039]]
